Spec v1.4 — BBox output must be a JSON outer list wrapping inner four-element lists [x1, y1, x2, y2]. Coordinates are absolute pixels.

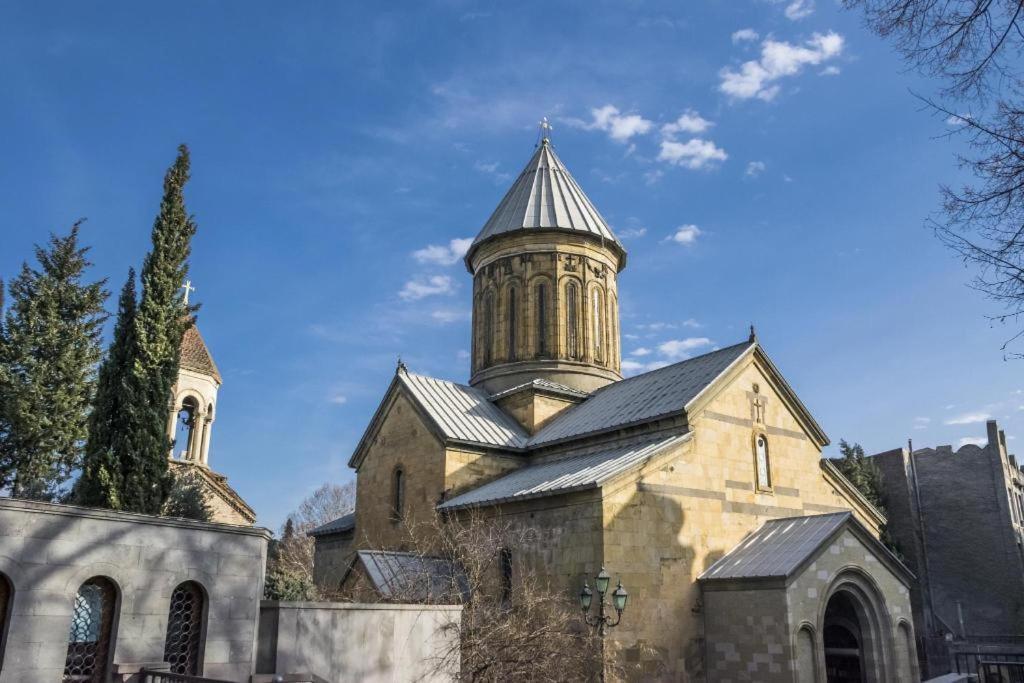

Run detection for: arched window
[[392, 467, 405, 521], [591, 288, 604, 362], [0, 573, 11, 670], [566, 282, 580, 360], [164, 581, 206, 675], [535, 282, 549, 357], [755, 434, 771, 490], [483, 292, 495, 365], [507, 287, 518, 361], [174, 396, 200, 460], [64, 576, 117, 683]]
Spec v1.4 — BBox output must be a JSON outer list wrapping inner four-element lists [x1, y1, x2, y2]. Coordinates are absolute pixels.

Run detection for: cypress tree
[[0, 222, 108, 500], [121, 144, 197, 514], [76, 269, 138, 508]]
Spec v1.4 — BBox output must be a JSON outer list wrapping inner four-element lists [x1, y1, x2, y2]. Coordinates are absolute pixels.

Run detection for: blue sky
[[2, 1, 1019, 531]]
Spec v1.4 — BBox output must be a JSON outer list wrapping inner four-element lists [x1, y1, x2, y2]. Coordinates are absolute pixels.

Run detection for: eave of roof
[[308, 511, 355, 537]]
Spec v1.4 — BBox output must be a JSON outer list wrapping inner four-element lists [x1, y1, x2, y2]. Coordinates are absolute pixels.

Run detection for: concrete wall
[[256, 601, 461, 682], [0, 497, 269, 683]]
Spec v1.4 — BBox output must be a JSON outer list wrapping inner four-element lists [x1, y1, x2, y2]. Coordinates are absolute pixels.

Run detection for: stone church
[[312, 137, 920, 681]]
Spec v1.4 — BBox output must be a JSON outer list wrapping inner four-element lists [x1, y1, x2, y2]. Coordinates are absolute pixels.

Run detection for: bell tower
[[465, 135, 626, 395]]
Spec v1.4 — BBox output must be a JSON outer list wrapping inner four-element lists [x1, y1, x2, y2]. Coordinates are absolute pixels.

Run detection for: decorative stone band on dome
[[464, 140, 626, 271]]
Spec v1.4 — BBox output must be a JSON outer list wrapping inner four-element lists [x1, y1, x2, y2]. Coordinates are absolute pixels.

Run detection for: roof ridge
[[590, 339, 753, 395]]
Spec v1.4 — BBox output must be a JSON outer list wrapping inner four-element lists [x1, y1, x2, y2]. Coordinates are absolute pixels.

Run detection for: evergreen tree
[[162, 468, 213, 522], [76, 270, 138, 509], [121, 144, 198, 514], [0, 223, 108, 499], [834, 439, 885, 509]]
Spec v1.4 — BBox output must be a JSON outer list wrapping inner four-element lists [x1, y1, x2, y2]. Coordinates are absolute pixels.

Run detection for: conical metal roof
[[465, 139, 626, 270]]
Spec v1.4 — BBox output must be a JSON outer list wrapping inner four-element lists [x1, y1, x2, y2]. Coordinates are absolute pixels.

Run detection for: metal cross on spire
[[538, 116, 553, 145], [181, 280, 196, 306]]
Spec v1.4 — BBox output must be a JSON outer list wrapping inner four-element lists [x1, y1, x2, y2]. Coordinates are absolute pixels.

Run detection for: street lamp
[[579, 567, 628, 637]]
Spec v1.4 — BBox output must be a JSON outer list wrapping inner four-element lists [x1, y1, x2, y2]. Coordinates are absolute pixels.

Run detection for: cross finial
[[396, 356, 407, 374], [748, 324, 757, 343], [181, 280, 196, 306], [539, 117, 553, 145]]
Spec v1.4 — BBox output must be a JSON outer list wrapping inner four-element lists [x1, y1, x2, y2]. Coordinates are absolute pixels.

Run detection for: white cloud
[[456, 349, 471, 360], [913, 417, 930, 430], [658, 337, 713, 360], [946, 114, 970, 126], [474, 160, 511, 182], [644, 169, 665, 185], [431, 308, 470, 323], [630, 347, 653, 356], [683, 318, 702, 328], [412, 238, 473, 266], [746, 161, 767, 177], [945, 412, 993, 425], [328, 394, 348, 405], [958, 436, 987, 448], [623, 333, 641, 340], [820, 65, 841, 76], [666, 224, 702, 245], [784, 0, 814, 20], [732, 28, 760, 43], [662, 110, 713, 136], [584, 105, 654, 142], [658, 139, 728, 169], [719, 31, 844, 101], [399, 275, 455, 301], [618, 227, 647, 239]]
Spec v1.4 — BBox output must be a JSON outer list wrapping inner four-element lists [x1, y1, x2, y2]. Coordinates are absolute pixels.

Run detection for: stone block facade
[[0, 497, 269, 683]]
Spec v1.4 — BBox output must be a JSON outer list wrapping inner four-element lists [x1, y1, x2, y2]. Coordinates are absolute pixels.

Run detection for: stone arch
[[64, 574, 121, 683], [0, 570, 12, 671], [559, 276, 584, 361], [894, 618, 917, 682], [481, 287, 497, 367], [501, 277, 524, 362], [794, 622, 817, 683], [528, 275, 553, 359], [817, 567, 895, 683], [163, 580, 208, 675]]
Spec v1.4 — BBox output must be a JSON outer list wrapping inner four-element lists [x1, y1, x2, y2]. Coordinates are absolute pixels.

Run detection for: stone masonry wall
[[0, 497, 269, 683]]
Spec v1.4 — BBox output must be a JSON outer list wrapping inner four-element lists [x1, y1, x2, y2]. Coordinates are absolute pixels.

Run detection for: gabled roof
[[527, 341, 754, 447], [343, 550, 469, 603], [348, 367, 529, 468], [465, 140, 626, 270], [699, 511, 913, 587], [180, 324, 222, 383], [400, 370, 528, 448], [307, 511, 355, 537], [439, 432, 690, 510]]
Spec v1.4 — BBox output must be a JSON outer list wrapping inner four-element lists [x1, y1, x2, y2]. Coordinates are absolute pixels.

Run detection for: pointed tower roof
[[180, 324, 222, 384], [464, 139, 627, 270]]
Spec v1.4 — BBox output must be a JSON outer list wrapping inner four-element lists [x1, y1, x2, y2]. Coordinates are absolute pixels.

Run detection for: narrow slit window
[[566, 282, 580, 360], [755, 434, 771, 490], [483, 292, 495, 365], [535, 283, 548, 357], [507, 287, 517, 361], [393, 468, 405, 521], [592, 289, 603, 361]]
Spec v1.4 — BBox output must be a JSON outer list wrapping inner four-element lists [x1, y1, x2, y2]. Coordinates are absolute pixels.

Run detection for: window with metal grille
[[163, 581, 206, 675], [0, 573, 11, 670], [64, 576, 117, 683]]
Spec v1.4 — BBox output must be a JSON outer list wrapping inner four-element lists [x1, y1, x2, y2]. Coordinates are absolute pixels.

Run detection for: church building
[[313, 136, 919, 681]]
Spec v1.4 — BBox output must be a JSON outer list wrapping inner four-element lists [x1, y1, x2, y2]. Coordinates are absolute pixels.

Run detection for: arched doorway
[[824, 591, 866, 682]]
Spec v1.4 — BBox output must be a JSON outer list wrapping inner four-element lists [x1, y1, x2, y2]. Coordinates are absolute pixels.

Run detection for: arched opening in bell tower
[[174, 396, 200, 461]]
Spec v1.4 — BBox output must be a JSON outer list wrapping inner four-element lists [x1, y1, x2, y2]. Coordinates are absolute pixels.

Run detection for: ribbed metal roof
[[307, 511, 355, 537], [351, 550, 469, 602], [488, 378, 591, 402], [465, 140, 625, 268], [439, 433, 690, 510], [399, 370, 529, 449], [700, 512, 850, 582], [528, 341, 754, 446]]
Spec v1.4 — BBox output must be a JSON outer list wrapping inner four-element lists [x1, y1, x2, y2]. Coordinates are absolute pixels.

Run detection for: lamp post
[[579, 567, 628, 681]]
